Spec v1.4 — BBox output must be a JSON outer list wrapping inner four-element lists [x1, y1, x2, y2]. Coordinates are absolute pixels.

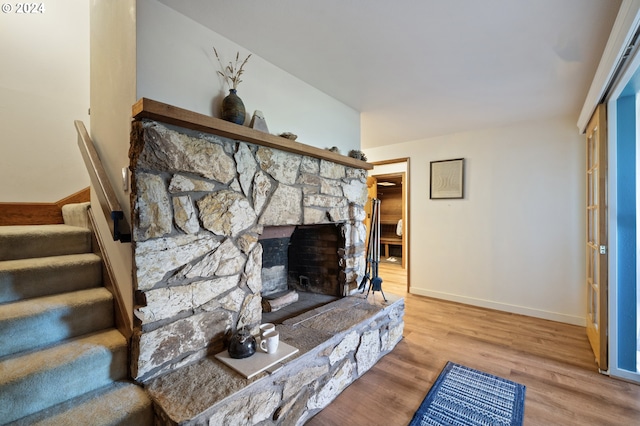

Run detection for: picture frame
[[430, 158, 464, 199]]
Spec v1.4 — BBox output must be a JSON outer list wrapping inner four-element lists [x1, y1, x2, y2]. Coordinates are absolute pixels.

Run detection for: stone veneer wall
[[128, 120, 369, 382]]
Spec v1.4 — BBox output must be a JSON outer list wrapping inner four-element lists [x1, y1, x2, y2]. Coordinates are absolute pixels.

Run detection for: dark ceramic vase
[[221, 89, 246, 125]]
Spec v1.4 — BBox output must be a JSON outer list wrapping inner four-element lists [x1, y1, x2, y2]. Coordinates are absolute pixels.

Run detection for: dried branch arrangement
[[213, 46, 251, 90]]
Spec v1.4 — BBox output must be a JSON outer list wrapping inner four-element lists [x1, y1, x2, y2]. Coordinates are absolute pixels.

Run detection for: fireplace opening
[[260, 224, 346, 323]]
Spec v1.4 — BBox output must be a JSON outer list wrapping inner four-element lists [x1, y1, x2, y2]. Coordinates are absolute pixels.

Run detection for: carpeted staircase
[[0, 218, 153, 424]]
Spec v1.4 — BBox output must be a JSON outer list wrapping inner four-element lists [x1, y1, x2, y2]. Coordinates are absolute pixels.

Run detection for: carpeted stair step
[[0, 329, 128, 424], [0, 288, 114, 358], [8, 381, 153, 426], [0, 225, 92, 261], [0, 253, 102, 304]]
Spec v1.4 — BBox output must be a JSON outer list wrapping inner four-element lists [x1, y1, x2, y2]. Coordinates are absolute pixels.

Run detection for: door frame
[[370, 158, 410, 292], [371, 171, 406, 268]]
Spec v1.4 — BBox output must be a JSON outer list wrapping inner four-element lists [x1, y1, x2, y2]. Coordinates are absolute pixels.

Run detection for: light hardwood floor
[[307, 262, 640, 426]]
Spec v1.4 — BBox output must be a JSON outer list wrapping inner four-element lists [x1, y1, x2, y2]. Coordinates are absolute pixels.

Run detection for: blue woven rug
[[409, 362, 526, 426]]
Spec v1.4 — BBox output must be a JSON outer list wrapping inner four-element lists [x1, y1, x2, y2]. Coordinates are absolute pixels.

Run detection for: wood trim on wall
[[372, 157, 410, 167], [0, 187, 90, 226]]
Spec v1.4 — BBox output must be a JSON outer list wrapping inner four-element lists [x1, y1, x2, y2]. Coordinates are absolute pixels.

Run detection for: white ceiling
[[158, 0, 621, 148]]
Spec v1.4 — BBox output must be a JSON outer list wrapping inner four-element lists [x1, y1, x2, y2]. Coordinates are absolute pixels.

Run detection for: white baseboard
[[409, 287, 586, 327]]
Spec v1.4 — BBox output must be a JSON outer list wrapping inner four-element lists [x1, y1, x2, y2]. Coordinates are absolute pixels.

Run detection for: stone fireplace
[[128, 99, 404, 425], [129, 114, 368, 382]]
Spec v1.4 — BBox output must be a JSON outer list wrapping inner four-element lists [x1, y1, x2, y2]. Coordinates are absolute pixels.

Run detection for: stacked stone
[[145, 295, 405, 426], [129, 120, 368, 382]]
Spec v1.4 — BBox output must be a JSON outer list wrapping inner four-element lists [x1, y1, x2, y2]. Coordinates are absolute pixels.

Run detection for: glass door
[[606, 59, 640, 383], [586, 104, 609, 372]]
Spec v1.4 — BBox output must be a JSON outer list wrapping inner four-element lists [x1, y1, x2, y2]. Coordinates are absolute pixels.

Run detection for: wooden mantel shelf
[[132, 98, 373, 170]]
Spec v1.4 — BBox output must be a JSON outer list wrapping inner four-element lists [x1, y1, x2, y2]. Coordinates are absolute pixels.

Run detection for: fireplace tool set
[[359, 198, 387, 301]]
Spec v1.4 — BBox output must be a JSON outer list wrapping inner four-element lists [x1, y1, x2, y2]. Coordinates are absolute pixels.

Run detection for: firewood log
[[261, 291, 299, 312]]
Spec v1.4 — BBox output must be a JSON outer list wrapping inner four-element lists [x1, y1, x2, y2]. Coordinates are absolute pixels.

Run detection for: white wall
[[90, 0, 137, 321], [88, 0, 363, 324], [0, 1, 89, 202], [136, 0, 360, 153], [89, 0, 362, 224], [365, 117, 587, 325]]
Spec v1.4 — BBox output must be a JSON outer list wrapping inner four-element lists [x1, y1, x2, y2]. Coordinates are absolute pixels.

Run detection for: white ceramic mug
[[260, 330, 279, 354], [259, 323, 275, 339]]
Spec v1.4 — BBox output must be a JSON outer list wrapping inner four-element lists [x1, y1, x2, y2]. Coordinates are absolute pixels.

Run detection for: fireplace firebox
[[288, 225, 343, 296], [261, 225, 344, 297], [260, 224, 350, 321]]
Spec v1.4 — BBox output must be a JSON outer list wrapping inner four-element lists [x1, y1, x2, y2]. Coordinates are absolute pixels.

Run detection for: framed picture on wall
[[430, 158, 464, 199]]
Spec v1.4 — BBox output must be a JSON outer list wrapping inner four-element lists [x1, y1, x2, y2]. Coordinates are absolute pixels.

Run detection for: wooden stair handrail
[[75, 120, 131, 242]]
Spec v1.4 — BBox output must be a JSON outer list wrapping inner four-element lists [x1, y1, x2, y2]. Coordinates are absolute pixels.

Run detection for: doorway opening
[[607, 91, 639, 381], [368, 159, 410, 294]]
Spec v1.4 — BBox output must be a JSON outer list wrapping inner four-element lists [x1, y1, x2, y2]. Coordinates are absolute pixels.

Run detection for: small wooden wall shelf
[[132, 98, 372, 170]]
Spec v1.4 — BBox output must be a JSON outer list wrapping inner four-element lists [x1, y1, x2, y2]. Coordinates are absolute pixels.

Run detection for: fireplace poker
[[359, 198, 376, 291], [358, 207, 374, 291], [363, 198, 386, 301]]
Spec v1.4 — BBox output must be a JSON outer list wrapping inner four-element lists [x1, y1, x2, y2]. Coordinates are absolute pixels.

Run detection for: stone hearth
[[146, 294, 404, 425]]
